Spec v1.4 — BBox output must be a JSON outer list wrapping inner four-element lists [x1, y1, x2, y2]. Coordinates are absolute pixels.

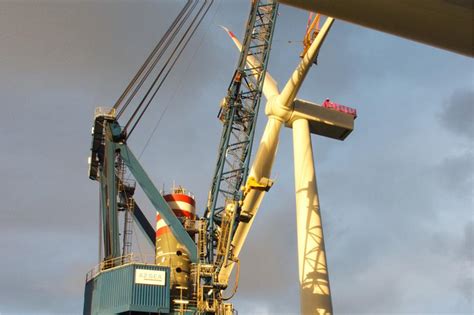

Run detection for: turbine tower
[[221, 16, 357, 314]]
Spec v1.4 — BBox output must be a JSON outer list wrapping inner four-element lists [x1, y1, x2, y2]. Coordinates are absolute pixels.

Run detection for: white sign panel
[[135, 269, 166, 286]]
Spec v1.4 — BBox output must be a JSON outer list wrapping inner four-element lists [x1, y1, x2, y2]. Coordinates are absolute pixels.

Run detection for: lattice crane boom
[[205, 0, 279, 268]]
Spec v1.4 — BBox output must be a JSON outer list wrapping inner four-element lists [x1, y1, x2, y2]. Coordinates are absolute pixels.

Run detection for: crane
[[84, 1, 280, 314], [204, 0, 279, 275], [83, 1, 357, 314]]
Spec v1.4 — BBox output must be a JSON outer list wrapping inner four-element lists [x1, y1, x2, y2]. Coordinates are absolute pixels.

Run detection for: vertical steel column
[[104, 136, 121, 260], [99, 166, 109, 261]]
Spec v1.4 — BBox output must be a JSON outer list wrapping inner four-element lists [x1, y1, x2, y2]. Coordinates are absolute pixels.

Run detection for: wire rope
[[116, 0, 197, 118], [136, 0, 223, 160], [117, 0, 199, 119], [126, 0, 214, 138], [114, 0, 192, 111], [124, 0, 211, 134], [120, 0, 201, 124]]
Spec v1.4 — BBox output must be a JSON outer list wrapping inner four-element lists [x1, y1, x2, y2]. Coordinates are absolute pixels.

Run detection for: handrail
[[85, 253, 156, 282]]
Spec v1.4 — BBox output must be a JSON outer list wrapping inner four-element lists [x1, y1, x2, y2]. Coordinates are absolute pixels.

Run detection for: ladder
[[122, 198, 134, 260], [198, 219, 207, 261]]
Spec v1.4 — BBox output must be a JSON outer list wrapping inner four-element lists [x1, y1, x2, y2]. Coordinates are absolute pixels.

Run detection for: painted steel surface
[[289, 99, 354, 140], [131, 200, 156, 246], [293, 119, 332, 314], [83, 264, 170, 314], [156, 192, 196, 287], [206, 0, 279, 268], [118, 143, 198, 262], [104, 137, 120, 260]]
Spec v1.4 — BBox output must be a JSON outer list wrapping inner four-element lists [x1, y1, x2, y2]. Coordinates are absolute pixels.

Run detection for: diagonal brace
[[117, 143, 198, 262], [131, 199, 156, 248]]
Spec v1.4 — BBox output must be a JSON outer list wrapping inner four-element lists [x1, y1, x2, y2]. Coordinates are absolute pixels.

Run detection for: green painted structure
[[84, 264, 170, 314]]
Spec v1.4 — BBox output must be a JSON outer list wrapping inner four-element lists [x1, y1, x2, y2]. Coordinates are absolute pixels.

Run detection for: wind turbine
[[219, 16, 356, 314]]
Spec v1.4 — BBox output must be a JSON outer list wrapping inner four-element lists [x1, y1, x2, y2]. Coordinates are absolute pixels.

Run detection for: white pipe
[[292, 119, 332, 315]]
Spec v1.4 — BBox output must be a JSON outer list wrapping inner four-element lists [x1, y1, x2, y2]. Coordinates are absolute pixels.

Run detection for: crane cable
[[125, 0, 214, 138], [115, 0, 196, 118], [119, 0, 214, 139], [114, 0, 193, 115], [124, 0, 213, 138], [135, 0, 223, 160]]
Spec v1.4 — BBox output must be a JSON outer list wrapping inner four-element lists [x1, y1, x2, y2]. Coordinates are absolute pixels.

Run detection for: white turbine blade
[[220, 26, 280, 100], [218, 116, 283, 284], [292, 119, 332, 314], [278, 17, 335, 110]]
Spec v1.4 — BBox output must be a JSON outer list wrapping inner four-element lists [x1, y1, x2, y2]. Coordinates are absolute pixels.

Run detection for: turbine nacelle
[[266, 97, 355, 140]]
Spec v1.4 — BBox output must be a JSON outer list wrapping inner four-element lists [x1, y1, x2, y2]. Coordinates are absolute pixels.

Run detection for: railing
[[322, 99, 357, 118], [161, 185, 196, 200], [85, 253, 156, 282]]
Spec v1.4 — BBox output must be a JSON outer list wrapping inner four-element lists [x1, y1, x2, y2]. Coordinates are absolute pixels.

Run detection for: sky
[[0, 0, 472, 314]]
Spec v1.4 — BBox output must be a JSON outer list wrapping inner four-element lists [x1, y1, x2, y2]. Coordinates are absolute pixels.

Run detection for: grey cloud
[[457, 221, 473, 306], [435, 151, 474, 197], [332, 224, 474, 313], [457, 276, 474, 307], [439, 88, 474, 140], [0, 228, 96, 314], [459, 221, 474, 261]]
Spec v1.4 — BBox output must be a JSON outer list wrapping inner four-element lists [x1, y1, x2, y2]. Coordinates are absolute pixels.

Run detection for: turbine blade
[[220, 26, 280, 100], [279, 17, 335, 110], [218, 117, 283, 284]]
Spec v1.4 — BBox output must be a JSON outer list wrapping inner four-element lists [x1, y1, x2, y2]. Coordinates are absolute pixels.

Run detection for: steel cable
[[115, 0, 196, 118], [125, 0, 214, 138], [121, 0, 203, 128], [117, 0, 199, 119], [136, 0, 223, 160], [124, 0, 211, 134]]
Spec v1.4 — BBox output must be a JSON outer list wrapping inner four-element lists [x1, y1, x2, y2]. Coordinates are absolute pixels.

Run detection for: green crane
[[204, 0, 279, 272]]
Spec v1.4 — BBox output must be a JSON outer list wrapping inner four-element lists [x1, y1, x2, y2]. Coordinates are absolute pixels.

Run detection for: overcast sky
[[0, 1, 472, 314]]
